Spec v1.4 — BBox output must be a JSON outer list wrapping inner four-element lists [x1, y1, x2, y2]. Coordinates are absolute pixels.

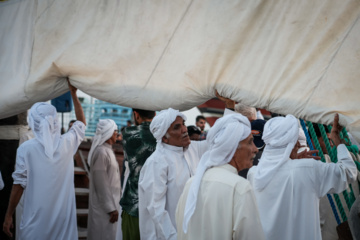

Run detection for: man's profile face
[[196, 119, 206, 131], [232, 134, 258, 171], [164, 116, 191, 147], [110, 130, 118, 143]]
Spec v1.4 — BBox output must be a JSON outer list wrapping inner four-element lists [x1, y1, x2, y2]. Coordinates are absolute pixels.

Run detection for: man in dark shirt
[[120, 109, 156, 240]]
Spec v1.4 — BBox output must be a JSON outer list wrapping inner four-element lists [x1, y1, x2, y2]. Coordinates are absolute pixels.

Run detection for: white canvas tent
[[1, 0, 360, 141]]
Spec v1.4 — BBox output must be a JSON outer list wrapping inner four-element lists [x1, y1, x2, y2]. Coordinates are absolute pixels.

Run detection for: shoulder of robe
[[73, 121, 86, 128], [142, 151, 168, 169], [93, 145, 109, 157], [234, 177, 253, 195], [18, 138, 38, 151]]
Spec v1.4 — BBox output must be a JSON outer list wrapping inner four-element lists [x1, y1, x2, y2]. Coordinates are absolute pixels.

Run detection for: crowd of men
[[2, 82, 360, 240]]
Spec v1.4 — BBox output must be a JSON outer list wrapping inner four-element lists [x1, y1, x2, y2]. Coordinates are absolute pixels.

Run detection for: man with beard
[[138, 108, 208, 240]]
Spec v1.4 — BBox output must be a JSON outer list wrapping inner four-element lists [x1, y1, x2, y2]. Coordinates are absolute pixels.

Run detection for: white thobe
[[17, 129, 34, 240], [12, 121, 85, 240], [319, 154, 360, 240], [88, 143, 121, 240], [176, 164, 265, 240], [15, 129, 35, 240], [138, 141, 207, 240], [247, 144, 358, 240]]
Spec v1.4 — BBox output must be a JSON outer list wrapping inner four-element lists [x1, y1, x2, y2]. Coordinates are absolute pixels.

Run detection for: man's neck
[[136, 119, 152, 125]]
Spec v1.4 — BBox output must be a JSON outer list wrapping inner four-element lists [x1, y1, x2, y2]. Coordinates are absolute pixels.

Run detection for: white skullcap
[[182, 113, 251, 233], [87, 119, 117, 165], [235, 103, 257, 121], [150, 108, 186, 145], [252, 115, 299, 191], [298, 128, 307, 146], [28, 102, 60, 158]]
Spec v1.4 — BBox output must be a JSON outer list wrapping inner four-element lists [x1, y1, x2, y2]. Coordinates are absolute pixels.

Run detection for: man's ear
[[134, 111, 140, 121]]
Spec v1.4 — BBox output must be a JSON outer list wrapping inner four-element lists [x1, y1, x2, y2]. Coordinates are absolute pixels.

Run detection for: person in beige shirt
[[176, 113, 265, 240]]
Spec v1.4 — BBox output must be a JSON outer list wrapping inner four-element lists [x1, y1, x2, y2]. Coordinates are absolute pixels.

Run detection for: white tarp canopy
[[1, 0, 360, 141]]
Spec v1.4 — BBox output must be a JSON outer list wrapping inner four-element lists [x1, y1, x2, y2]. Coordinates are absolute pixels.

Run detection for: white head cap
[[235, 103, 257, 121]]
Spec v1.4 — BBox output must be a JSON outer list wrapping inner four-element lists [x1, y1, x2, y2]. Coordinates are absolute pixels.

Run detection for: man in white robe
[[87, 119, 121, 240], [3, 82, 86, 239], [138, 108, 207, 240], [247, 114, 358, 240], [16, 122, 35, 240], [176, 114, 265, 240]]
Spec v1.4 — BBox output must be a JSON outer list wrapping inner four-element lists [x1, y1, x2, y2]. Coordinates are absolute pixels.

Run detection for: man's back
[[120, 122, 156, 216], [13, 121, 85, 239], [176, 164, 264, 240], [248, 145, 357, 240]]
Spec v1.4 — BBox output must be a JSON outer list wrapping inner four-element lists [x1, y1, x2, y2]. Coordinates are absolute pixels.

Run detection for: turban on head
[[252, 115, 299, 191], [87, 119, 117, 165], [28, 102, 60, 158], [150, 108, 186, 146], [182, 113, 251, 233]]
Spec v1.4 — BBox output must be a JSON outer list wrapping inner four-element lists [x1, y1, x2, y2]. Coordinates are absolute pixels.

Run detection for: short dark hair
[[120, 126, 126, 133], [68, 120, 76, 127], [127, 120, 132, 123], [133, 108, 156, 119], [187, 125, 201, 137], [196, 115, 206, 122]]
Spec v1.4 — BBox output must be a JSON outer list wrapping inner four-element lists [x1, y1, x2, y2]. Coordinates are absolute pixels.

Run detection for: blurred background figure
[[187, 126, 201, 141], [195, 116, 207, 140]]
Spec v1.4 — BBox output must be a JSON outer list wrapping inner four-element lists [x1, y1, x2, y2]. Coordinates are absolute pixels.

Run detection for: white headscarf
[[182, 114, 251, 233], [252, 115, 299, 191], [150, 108, 186, 149], [28, 102, 60, 158], [87, 119, 117, 165]]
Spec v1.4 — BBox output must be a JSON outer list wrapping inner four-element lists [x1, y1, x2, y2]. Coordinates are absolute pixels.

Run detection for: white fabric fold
[[28, 102, 60, 158], [1, 0, 360, 144], [150, 108, 186, 149], [87, 119, 117, 165], [298, 128, 307, 146], [182, 114, 251, 233], [252, 115, 299, 191]]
